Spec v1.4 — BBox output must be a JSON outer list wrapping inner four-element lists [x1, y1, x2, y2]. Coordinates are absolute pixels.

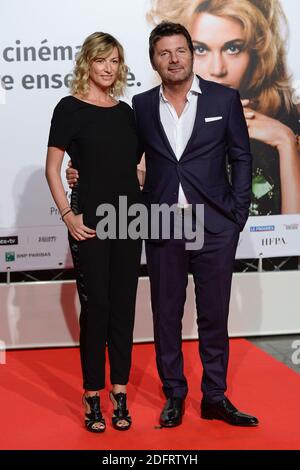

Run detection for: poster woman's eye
[[193, 44, 207, 56], [226, 45, 242, 55]]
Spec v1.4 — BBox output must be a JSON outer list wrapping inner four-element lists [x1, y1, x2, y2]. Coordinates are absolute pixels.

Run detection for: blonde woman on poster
[[148, 0, 300, 216]]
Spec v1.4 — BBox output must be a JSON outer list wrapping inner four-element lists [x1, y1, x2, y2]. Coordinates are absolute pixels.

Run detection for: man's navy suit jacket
[[132, 75, 252, 233]]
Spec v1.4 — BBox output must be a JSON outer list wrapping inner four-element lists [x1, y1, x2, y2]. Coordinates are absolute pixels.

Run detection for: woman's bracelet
[[60, 206, 71, 217], [61, 208, 72, 220]]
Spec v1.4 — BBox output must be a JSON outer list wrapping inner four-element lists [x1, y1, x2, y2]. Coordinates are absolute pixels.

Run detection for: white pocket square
[[205, 116, 223, 122]]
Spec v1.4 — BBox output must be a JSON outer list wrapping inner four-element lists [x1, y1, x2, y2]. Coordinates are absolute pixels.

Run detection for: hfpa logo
[[261, 237, 286, 247]]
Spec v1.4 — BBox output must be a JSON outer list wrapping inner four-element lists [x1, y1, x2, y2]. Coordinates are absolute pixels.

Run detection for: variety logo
[[284, 224, 299, 230], [38, 236, 57, 242]]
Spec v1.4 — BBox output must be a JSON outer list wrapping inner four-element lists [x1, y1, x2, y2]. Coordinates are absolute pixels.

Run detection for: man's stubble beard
[[162, 66, 194, 86]]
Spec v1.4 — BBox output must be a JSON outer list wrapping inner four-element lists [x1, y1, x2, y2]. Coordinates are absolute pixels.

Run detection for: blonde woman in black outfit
[[46, 32, 142, 433]]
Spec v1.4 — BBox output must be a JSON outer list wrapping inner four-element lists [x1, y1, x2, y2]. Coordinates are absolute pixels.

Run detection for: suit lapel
[[180, 76, 210, 161], [151, 87, 178, 162], [151, 76, 211, 162]]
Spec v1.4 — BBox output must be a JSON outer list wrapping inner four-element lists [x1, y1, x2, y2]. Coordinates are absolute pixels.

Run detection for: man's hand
[[63, 212, 96, 241], [66, 160, 79, 188]]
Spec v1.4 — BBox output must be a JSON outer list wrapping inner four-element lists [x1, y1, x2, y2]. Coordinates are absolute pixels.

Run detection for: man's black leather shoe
[[201, 397, 259, 426], [159, 397, 185, 428]]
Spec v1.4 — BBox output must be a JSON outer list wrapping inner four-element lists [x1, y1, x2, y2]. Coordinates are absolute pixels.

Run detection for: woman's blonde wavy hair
[[147, 0, 292, 116], [70, 32, 127, 98]]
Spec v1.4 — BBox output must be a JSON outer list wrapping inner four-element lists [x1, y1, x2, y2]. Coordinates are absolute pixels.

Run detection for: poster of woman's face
[[148, 0, 300, 216], [190, 13, 251, 91]]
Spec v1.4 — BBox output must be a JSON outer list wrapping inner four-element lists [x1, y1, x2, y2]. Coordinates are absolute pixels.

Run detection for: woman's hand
[[241, 99, 300, 213], [66, 160, 79, 188], [63, 211, 96, 241], [241, 99, 295, 149]]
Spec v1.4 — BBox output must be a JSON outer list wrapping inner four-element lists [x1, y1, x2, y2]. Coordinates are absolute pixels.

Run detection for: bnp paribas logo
[[5, 252, 15, 262]]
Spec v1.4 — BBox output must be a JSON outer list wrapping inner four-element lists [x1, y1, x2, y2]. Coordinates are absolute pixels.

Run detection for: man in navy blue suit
[[132, 22, 258, 428]]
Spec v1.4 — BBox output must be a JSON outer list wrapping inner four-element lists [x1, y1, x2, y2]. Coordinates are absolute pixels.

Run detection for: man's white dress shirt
[[159, 74, 202, 207]]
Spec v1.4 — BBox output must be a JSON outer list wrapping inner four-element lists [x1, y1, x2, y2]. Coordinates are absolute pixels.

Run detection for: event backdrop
[[0, 0, 300, 272]]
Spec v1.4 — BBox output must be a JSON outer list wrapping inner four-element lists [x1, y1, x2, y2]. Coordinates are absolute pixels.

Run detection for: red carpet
[[1, 339, 300, 450]]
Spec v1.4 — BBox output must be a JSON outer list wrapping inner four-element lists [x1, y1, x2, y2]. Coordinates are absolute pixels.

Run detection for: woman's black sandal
[[109, 391, 132, 431], [83, 393, 106, 433]]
